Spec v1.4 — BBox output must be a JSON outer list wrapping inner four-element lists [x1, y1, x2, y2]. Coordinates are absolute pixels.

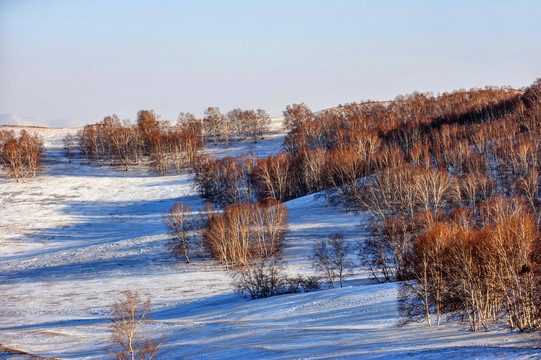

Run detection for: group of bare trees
[[164, 200, 288, 268], [273, 82, 540, 208], [327, 79, 541, 332], [356, 160, 541, 332], [192, 150, 302, 207], [191, 145, 387, 208], [106, 80, 541, 359], [75, 106, 271, 175], [283, 88, 525, 158], [0, 129, 44, 182], [162, 199, 354, 297], [193, 84, 534, 209], [232, 253, 319, 299], [77, 110, 203, 174], [204, 107, 270, 147], [192, 153, 257, 207], [397, 197, 540, 332], [78, 115, 142, 170], [202, 201, 288, 268], [189, 80, 541, 317], [162, 200, 317, 299]]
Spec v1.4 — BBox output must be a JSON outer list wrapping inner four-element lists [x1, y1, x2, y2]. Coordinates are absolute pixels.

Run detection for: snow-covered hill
[[0, 111, 84, 128], [0, 125, 539, 359]]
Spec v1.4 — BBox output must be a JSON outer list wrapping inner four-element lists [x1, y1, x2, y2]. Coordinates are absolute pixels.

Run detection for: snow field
[[0, 124, 540, 359]]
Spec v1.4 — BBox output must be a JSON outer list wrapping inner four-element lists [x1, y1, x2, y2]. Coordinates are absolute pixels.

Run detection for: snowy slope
[[0, 125, 540, 359], [0, 112, 84, 128]]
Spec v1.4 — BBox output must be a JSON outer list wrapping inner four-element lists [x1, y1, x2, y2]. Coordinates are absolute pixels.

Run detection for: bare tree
[[233, 253, 287, 299], [312, 233, 352, 288], [178, 112, 203, 141], [283, 103, 313, 133], [459, 172, 497, 209], [163, 203, 194, 263], [227, 108, 247, 141], [399, 222, 454, 327], [108, 291, 162, 360], [298, 147, 326, 194], [1, 137, 25, 181], [324, 149, 367, 212], [137, 110, 159, 153], [255, 109, 271, 140], [359, 216, 417, 283], [412, 167, 456, 216], [254, 152, 292, 202], [204, 107, 224, 146], [64, 132, 74, 162], [147, 131, 168, 175]]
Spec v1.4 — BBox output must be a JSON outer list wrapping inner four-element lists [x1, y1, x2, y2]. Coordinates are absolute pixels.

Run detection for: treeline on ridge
[[192, 81, 541, 208]]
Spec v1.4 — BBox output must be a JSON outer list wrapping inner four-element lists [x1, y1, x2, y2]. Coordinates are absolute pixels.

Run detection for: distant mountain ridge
[[0, 111, 84, 128]]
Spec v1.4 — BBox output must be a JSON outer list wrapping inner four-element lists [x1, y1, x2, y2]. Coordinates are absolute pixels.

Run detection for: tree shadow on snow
[[2, 195, 204, 282], [0, 251, 175, 283]]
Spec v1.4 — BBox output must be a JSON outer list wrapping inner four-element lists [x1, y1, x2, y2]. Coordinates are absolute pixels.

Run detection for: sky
[[1, 0, 540, 127]]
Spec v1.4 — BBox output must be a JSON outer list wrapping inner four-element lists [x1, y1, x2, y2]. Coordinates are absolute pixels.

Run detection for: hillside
[[1, 118, 540, 359]]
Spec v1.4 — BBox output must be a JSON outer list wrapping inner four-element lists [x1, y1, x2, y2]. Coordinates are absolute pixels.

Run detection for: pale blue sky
[[1, 0, 540, 126]]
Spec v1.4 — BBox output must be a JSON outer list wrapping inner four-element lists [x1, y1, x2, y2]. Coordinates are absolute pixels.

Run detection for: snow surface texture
[[1, 123, 540, 359]]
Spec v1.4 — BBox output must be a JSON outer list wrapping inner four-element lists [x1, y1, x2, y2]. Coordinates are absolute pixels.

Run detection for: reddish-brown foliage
[[203, 201, 288, 268], [0, 129, 44, 182]]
